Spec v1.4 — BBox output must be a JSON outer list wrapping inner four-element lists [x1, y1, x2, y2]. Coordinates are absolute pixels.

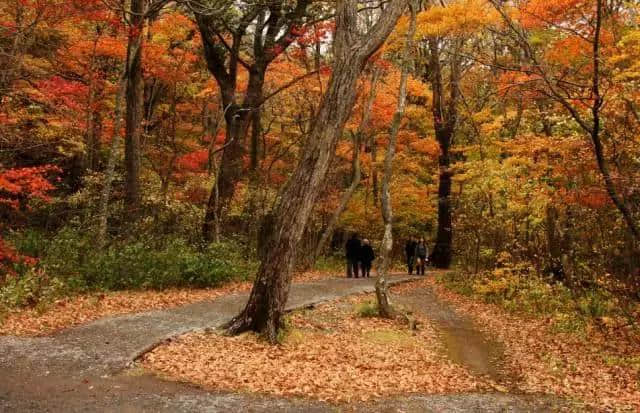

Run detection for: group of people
[[405, 237, 429, 275], [344, 233, 431, 278], [345, 234, 375, 278]]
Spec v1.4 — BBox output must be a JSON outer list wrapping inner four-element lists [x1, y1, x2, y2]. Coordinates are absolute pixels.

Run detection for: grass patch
[[361, 329, 413, 346], [355, 301, 378, 318]]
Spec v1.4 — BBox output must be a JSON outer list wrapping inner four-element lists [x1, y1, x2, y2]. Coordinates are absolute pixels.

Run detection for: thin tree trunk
[[313, 69, 381, 261], [590, 0, 640, 242], [376, 1, 416, 319], [124, 0, 146, 209], [489, 0, 639, 244], [96, 73, 127, 247], [224, 0, 407, 343]]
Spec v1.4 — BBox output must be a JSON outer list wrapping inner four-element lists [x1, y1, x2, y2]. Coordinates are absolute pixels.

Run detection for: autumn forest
[[1, 0, 640, 411]]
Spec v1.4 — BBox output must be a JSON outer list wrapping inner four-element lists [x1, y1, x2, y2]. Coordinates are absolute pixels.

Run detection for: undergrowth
[[437, 262, 639, 336], [0, 227, 257, 310]]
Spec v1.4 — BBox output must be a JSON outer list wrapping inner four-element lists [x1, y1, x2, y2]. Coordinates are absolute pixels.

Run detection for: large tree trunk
[[202, 68, 266, 241], [224, 0, 407, 343], [124, 0, 145, 209], [428, 38, 461, 269], [312, 69, 381, 261], [431, 138, 453, 268], [376, 1, 416, 318], [202, 103, 250, 240]]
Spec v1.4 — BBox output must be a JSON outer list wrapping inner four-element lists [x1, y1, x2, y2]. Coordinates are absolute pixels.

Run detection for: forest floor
[[0, 272, 637, 411]]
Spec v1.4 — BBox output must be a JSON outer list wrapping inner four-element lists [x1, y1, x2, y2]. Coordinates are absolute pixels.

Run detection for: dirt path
[[394, 285, 508, 383], [0, 274, 563, 412]]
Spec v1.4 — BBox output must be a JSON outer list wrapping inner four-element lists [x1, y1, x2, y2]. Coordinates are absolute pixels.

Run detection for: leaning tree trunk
[[376, 1, 416, 318], [312, 69, 381, 261], [124, 0, 145, 210], [224, 0, 407, 343]]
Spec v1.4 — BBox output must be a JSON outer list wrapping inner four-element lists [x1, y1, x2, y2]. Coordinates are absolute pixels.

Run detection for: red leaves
[[0, 165, 59, 273], [0, 165, 60, 208]]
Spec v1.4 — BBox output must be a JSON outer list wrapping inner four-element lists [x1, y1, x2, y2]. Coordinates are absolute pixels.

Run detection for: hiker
[[405, 237, 417, 275], [415, 237, 429, 275], [345, 233, 361, 278], [359, 239, 375, 278]]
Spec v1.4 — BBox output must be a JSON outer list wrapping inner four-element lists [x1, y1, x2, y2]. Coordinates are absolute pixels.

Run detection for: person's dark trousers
[[416, 258, 426, 275], [346, 258, 359, 278], [407, 256, 415, 275], [361, 262, 371, 278]]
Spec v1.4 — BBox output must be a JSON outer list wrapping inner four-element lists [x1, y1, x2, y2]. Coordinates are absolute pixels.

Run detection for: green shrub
[[1, 227, 258, 308], [0, 269, 66, 309], [436, 263, 633, 335], [314, 254, 345, 273]]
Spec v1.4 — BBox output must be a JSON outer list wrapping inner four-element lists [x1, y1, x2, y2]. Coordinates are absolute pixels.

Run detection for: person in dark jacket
[[415, 237, 429, 275], [359, 239, 375, 278], [405, 237, 417, 275], [345, 233, 361, 278]]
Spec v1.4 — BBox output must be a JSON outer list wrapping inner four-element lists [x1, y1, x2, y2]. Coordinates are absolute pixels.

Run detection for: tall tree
[[313, 67, 381, 261], [123, 0, 146, 208], [195, 0, 314, 240], [425, 36, 462, 268], [489, 0, 640, 243], [376, 1, 417, 317], [224, 0, 407, 343]]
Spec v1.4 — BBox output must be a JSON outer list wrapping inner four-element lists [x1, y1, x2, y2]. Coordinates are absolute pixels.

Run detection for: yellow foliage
[[415, 0, 501, 37]]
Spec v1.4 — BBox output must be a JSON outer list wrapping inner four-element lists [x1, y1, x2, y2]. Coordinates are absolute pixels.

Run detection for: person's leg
[[353, 259, 359, 278], [365, 263, 371, 278], [347, 259, 353, 278], [407, 256, 413, 274]]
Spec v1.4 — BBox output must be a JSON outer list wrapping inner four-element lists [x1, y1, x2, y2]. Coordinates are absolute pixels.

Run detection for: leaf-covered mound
[[140, 295, 488, 403]]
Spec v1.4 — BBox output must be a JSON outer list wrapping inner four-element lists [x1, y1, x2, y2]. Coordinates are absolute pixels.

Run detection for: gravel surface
[[0, 274, 566, 412]]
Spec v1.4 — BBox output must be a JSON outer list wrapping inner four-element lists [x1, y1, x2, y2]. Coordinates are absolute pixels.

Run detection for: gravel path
[[0, 274, 565, 412]]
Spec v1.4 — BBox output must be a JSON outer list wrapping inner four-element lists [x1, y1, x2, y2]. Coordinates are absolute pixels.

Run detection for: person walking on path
[[405, 237, 417, 275], [345, 233, 361, 278], [359, 239, 375, 278], [415, 237, 429, 275]]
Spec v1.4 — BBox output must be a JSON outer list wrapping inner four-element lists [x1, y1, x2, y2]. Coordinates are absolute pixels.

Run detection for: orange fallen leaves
[[415, 278, 640, 412], [141, 295, 486, 403]]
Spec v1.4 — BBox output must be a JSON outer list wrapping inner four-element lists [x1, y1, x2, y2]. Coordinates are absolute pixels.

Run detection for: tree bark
[[589, 0, 640, 242], [124, 0, 146, 209], [376, 1, 416, 319], [196, 2, 311, 241], [428, 38, 462, 269], [96, 73, 127, 247], [313, 69, 381, 261], [224, 0, 407, 343]]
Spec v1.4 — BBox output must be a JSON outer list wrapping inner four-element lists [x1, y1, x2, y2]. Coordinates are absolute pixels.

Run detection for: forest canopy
[[1, 0, 639, 323]]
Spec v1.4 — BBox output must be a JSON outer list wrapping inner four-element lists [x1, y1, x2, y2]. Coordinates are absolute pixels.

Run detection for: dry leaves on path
[[406, 278, 640, 412], [0, 271, 338, 337], [141, 295, 486, 403]]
